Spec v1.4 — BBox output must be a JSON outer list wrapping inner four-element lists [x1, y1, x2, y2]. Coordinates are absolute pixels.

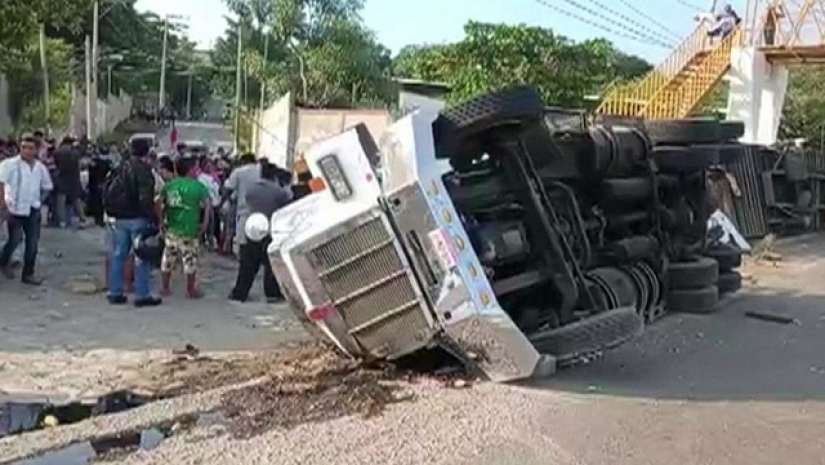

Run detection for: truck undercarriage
[[266, 86, 746, 382]]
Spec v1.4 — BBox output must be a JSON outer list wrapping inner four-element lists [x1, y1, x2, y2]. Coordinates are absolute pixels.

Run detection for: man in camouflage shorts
[[158, 157, 211, 298]]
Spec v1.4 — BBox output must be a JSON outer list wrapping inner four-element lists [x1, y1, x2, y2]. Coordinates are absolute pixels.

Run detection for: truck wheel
[[717, 271, 743, 294], [528, 306, 644, 363], [667, 256, 719, 290], [653, 146, 718, 173], [433, 85, 545, 157], [667, 285, 719, 314], [705, 244, 742, 272], [646, 119, 722, 145], [720, 121, 745, 140]]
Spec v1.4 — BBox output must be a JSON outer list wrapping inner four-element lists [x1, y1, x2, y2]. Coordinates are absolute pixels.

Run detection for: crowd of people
[[0, 131, 310, 307]]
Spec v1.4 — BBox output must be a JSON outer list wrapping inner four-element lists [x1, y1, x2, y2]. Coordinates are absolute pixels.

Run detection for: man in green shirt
[[158, 157, 211, 298]]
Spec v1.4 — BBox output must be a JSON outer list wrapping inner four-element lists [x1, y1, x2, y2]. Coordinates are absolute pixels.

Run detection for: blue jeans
[[0, 208, 41, 278], [109, 218, 153, 299]]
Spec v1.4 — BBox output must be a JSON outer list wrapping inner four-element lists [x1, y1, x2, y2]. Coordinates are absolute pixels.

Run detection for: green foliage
[[5, 36, 74, 130], [0, 0, 93, 72], [3, 0, 217, 129], [392, 22, 652, 106], [780, 66, 825, 146], [213, 0, 393, 109]]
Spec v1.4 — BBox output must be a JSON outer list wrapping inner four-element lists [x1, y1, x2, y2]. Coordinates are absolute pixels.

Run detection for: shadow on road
[[529, 287, 825, 402]]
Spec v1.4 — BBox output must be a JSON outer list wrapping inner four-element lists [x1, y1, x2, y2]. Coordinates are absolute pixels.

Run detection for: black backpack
[[103, 162, 135, 217]]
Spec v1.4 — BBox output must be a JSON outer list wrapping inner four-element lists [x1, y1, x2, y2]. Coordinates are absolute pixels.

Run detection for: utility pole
[[107, 64, 113, 98], [259, 32, 269, 110], [233, 24, 243, 153], [38, 24, 51, 134], [91, 0, 99, 138], [186, 71, 193, 120], [84, 36, 93, 141], [159, 15, 169, 111]]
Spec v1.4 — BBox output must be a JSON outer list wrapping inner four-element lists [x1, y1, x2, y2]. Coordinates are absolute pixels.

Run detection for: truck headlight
[[318, 154, 352, 200]]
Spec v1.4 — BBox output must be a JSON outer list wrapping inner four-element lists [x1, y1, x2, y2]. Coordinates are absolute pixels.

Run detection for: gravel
[[103, 382, 579, 465]]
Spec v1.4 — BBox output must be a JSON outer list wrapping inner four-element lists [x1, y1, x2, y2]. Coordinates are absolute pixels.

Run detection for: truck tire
[[667, 256, 719, 290], [433, 85, 545, 157], [653, 146, 718, 173], [528, 306, 644, 363], [667, 285, 719, 314], [717, 271, 743, 294], [705, 244, 742, 272], [720, 120, 745, 140], [646, 119, 722, 145]]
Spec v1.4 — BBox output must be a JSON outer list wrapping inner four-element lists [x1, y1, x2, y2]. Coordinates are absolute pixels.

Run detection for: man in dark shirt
[[53, 136, 87, 229], [228, 161, 291, 303], [105, 138, 161, 307]]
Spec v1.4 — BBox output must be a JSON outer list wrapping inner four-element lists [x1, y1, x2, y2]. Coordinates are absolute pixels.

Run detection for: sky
[[133, 0, 747, 64]]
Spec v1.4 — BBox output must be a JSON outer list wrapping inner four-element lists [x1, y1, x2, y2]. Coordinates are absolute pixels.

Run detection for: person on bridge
[[0, 133, 54, 285], [699, 4, 741, 42]]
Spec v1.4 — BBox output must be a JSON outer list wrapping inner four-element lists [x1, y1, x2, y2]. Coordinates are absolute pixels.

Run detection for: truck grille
[[308, 216, 432, 357]]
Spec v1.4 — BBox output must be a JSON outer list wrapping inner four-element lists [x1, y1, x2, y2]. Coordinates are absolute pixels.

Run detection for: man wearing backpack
[[104, 138, 162, 307]]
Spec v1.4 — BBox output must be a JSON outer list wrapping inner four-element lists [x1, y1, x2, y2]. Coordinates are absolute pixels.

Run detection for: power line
[[676, 0, 706, 12], [584, 0, 678, 46], [616, 0, 683, 40], [553, 0, 674, 48], [533, 0, 671, 48]]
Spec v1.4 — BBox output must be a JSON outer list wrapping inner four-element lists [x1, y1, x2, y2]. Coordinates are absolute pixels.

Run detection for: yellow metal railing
[[596, 19, 712, 116], [642, 26, 741, 119]]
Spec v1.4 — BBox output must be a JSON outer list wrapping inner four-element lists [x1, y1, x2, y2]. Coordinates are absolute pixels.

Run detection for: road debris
[[744, 310, 800, 325], [219, 348, 414, 437]]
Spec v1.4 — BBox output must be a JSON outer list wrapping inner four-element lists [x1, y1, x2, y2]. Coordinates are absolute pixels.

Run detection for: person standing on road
[[104, 138, 161, 307], [0, 133, 54, 285], [222, 153, 260, 255], [158, 157, 211, 298], [228, 161, 290, 303], [53, 136, 87, 229]]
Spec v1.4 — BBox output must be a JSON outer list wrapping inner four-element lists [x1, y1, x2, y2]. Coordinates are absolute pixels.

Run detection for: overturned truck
[[260, 86, 746, 382]]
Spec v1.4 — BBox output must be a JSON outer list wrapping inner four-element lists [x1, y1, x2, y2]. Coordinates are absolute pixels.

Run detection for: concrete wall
[[256, 92, 295, 167], [398, 90, 446, 115], [0, 75, 11, 136], [255, 92, 392, 168], [69, 90, 133, 139]]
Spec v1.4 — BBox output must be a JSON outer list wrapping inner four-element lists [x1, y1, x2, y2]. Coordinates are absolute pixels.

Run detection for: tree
[[0, 0, 93, 73], [392, 22, 652, 106], [779, 67, 825, 146], [213, 0, 393, 109]]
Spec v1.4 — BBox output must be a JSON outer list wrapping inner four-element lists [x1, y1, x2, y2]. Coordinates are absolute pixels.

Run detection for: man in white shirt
[[0, 133, 54, 284]]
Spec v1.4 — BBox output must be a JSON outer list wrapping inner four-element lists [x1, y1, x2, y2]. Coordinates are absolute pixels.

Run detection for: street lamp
[[288, 37, 308, 103]]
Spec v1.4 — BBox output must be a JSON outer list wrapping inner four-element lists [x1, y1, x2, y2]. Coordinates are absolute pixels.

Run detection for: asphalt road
[[155, 120, 232, 153], [0, 226, 304, 353]]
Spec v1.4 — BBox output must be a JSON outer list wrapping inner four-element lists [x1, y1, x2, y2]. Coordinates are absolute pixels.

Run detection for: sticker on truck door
[[428, 228, 457, 270]]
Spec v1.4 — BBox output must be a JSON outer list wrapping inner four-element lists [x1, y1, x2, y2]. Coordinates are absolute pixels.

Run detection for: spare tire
[[705, 243, 743, 272], [667, 256, 719, 290], [667, 285, 719, 314], [433, 86, 545, 157], [528, 306, 644, 363], [646, 119, 722, 145]]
